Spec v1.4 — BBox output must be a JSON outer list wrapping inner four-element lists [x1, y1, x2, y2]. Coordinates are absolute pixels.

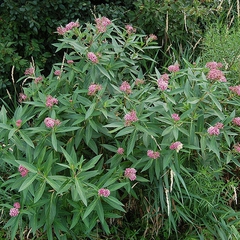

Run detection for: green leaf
[[19, 130, 35, 148], [60, 147, 76, 167], [70, 211, 81, 229], [34, 181, 46, 203], [0, 105, 8, 123], [82, 154, 102, 171], [75, 177, 87, 206], [209, 94, 222, 111], [19, 174, 38, 192], [82, 198, 98, 219], [103, 196, 125, 212], [127, 130, 137, 155], [115, 126, 134, 137], [85, 103, 96, 120], [51, 131, 58, 151], [46, 177, 60, 191], [96, 64, 111, 80], [0, 123, 12, 130], [101, 144, 117, 153], [187, 97, 200, 104], [96, 201, 104, 223]]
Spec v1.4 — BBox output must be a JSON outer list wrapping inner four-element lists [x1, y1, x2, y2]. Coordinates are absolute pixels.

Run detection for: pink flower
[[44, 117, 61, 128], [206, 62, 223, 70], [214, 122, 224, 129], [207, 126, 220, 136], [229, 85, 240, 96], [120, 81, 131, 94], [18, 165, 28, 177], [67, 60, 74, 64], [169, 141, 183, 152], [19, 93, 27, 103], [46, 95, 58, 108], [161, 73, 169, 82], [16, 119, 22, 128], [117, 147, 124, 155], [157, 79, 168, 91], [57, 21, 79, 35], [35, 76, 43, 84], [87, 52, 98, 63], [124, 110, 138, 126], [168, 64, 180, 72], [57, 26, 66, 35], [9, 208, 19, 217], [95, 17, 111, 33], [98, 188, 110, 197], [24, 67, 34, 75], [125, 24, 136, 34], [124, 168, 137, 181], [207, 69, 226, 81], [54, 70, 61, 76], [88, 84, 102, 95], [171, 113, 180, 121], [13, 202, 21, 209], [147, 150, 160, 159], [149, 34, 157, 41], [232, 117, 240, 126], [234, 143, 240, 153], [135, 78, 144, 86], [65, 21, 80, 31]]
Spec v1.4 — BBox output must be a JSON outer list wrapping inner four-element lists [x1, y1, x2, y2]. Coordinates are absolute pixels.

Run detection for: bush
[[0, 17, 240, 239], [201, 24, 240, 85]]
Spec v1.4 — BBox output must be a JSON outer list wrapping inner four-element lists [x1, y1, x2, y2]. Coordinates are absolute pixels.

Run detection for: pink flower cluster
[[16, 119, 22, 128], [207, 122, 224, 136], [54, 70, 61, 76], [149, 34, 157, 41], [88, 84, 102, 96], [135, 78, 144, 86], [24, 67, 34, 76], [57, 21, 80, 35], [95, 16, 111, 33], [206, 61, 223, 70], [229, 85, 240, 96], [18, 165, 28, 177], [46, 95, 58, 108], [232, 117, 240, 126], [147, 150, 160, 159], [169, 141, 183, 152], [9, 202, 21, 217], [67, 60, 74, 64], [124, 110, 138, 126], [171, 113, 180, 121], [87, 52, 98, 63], [19, 93, 27, 103], [35, 76, 43, 84], [168, 64, 180, 73], [44, 117, 61, 128], [234, 143, 240, 153], [120, 81, 131, 94], [206, 61, 226, 82], [125, 24, 136, 34], [207, 69, 226, 82], [98, 188, 110, 197], [117, 147, 124, 155], [157, 73, 169, 91], [124, 168, 137, 181]]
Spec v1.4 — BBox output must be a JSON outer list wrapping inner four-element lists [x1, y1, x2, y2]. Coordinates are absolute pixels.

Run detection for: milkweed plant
[[0, 17, 240, 239]]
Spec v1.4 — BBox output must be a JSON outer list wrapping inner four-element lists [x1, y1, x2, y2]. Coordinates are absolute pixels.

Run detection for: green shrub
[[0, 17, 240, 239], [201, 24, 240, 85]]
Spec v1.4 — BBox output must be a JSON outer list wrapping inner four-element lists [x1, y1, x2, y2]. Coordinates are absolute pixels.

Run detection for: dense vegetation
[[0, 0, 240, 239]]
